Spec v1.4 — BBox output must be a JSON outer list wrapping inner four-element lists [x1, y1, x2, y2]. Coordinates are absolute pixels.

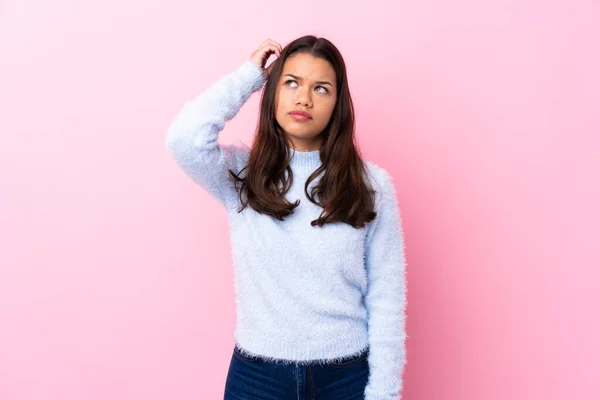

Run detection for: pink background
[[1, 1, 598, 399]]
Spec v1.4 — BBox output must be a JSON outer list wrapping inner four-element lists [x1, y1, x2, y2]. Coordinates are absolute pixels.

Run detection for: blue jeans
[[224, 343, 369, 399]]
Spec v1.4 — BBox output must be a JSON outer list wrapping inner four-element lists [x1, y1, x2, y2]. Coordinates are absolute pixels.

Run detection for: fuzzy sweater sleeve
[[164, 60, 265, 209], [363, 169, 408, 400]]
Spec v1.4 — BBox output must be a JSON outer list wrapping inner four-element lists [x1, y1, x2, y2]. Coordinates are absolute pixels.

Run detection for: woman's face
[[274, 53, 337, 151]]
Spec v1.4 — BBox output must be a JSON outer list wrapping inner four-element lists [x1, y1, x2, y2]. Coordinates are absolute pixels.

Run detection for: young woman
[[165, 36, 407, 400]]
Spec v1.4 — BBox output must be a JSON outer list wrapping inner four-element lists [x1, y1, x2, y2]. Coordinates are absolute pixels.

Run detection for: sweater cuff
[[237, 59, 266, 93]]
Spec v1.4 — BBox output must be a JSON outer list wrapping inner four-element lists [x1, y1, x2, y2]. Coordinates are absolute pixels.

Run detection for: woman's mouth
[[289, 111, 312, 121], [290, 114, 311, 121]]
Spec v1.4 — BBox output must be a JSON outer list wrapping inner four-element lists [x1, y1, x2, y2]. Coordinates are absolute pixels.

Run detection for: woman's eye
[[284, 80, 328, 94]]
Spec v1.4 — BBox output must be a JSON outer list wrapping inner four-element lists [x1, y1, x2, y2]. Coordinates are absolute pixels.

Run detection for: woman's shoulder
[[363, 160, 393, 191]]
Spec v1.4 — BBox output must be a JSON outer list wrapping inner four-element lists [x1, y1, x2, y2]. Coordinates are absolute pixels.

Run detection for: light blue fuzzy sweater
[[164, 59, 408, 400]]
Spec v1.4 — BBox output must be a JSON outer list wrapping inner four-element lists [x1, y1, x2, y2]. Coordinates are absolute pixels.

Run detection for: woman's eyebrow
[[283, 73, 333, 87]]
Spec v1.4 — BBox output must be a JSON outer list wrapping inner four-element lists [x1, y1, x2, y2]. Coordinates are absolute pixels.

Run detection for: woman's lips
[[289, 113, 312, 121]]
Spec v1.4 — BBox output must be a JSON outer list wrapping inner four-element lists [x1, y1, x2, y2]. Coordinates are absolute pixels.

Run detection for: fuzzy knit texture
[[164, 59, 408, 400]]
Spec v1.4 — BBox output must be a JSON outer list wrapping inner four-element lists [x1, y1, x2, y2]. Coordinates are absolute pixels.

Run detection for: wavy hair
[[228, 35, 377, 228]]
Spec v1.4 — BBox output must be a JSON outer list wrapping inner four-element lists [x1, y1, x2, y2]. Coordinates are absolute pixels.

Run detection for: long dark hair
[[228, 35, 377, 228]]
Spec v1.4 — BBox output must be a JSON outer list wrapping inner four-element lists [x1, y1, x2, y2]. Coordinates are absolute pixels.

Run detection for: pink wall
[[1, 1, 598, 399]]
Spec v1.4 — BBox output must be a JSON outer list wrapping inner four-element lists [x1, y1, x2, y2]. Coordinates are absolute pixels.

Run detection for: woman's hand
[[250, 39, 282, 79]]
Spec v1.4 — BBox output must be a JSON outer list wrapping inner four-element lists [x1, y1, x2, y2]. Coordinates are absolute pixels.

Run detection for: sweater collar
[[288, 148, 322, 173]]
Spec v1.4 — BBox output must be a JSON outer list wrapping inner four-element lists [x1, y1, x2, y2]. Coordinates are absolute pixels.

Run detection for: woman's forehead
[[281, 54, 335, 82]]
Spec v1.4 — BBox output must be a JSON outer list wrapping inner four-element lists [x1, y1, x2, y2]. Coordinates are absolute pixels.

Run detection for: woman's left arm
[[363, 169, 408, 400]]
